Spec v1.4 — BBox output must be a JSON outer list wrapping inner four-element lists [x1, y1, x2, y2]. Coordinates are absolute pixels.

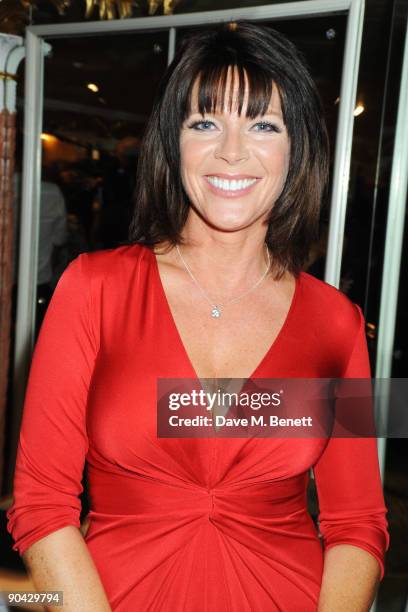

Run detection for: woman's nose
[[214, 129, 249, 164]]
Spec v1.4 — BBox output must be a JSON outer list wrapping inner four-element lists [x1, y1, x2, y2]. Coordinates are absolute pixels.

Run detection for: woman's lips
[[204, 175, 261, 198]]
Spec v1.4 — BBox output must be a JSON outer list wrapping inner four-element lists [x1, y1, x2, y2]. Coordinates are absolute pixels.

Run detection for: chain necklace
[[175, 243, 271, 318]]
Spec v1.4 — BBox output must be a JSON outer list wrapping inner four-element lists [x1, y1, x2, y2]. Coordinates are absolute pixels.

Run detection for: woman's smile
[[204, 174, 262, 198]]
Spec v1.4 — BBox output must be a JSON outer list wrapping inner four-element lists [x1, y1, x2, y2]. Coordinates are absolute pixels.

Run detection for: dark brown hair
[[127, 21, 329, 278]]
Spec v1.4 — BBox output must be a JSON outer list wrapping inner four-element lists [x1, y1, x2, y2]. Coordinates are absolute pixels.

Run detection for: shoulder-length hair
[[127, 20, 329, 279]]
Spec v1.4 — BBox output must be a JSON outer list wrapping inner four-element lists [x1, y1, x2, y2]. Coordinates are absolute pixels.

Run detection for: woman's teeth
[[206, 176, 257, 192]]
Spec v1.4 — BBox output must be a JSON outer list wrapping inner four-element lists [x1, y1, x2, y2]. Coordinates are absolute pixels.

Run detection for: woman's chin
[[204, 215, 254, 232], [188, 203, 258, 233]]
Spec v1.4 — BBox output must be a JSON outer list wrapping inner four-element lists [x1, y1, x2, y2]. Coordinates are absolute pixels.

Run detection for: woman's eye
[[252, 121, 281, 133], [188, 120, 217, 131]]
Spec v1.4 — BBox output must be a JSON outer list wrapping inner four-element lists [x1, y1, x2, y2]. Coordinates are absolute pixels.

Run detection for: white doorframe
[[14, 0, 365, 412], [11, 32, 51, 464]]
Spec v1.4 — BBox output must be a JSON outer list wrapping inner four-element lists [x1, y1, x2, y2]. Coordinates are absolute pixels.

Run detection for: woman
[[7, 22, 389, 611]]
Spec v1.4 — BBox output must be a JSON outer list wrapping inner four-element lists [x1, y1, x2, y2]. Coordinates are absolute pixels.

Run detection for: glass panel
[[341, 1, 405, 316], [34, 31, 168, 333]]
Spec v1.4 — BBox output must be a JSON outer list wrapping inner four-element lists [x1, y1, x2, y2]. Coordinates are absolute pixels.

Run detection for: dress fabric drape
[[7, 244, 390, 611]]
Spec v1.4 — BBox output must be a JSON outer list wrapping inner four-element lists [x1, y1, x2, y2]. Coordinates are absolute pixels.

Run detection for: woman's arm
[[6, 255, 107, 608], [22, 526, 111, 612], [313, 304, 389, 609], [317, 544, 380, 612]]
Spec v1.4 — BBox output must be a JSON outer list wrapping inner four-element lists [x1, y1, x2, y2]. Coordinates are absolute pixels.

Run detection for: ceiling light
[[41, 133, 56, 142], [354, 104, 365, 117], [87, 83, 99, 93]]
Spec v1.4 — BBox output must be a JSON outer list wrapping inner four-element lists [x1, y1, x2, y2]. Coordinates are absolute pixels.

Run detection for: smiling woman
[[129, 22, 329, 278], [7, 20, 389, 612]]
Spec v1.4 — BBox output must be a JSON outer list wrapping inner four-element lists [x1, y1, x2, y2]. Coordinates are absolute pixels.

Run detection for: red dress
[[7, 244, 389, 611]]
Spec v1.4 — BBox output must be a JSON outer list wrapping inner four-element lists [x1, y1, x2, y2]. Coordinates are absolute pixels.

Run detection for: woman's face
[[179, 71, 290, 233]]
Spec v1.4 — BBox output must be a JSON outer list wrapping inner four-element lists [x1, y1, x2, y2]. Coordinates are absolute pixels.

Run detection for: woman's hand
[[317, 544, 381, 611]]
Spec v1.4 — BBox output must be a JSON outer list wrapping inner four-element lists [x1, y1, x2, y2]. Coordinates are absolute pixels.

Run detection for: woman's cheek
[[259, 144, 290, 180], [180, 161, 200, 204]]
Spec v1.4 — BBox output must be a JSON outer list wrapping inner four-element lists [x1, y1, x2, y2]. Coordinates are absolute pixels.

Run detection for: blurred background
[[0, 0, 407, 610]]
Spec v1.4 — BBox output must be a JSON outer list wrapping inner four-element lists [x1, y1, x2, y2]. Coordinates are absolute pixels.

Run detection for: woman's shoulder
[[298, 270, 363, 334], [71, 243, 152, 281]]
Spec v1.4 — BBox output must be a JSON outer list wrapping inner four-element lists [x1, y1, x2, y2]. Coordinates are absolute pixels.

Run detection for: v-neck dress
[[7, 244, 389, 611]]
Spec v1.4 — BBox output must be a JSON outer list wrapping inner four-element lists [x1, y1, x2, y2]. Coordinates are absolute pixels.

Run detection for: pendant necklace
[[175, 243, 271, 319]]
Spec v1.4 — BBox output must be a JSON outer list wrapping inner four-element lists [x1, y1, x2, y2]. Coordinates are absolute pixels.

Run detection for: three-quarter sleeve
[[312, 303, 390, 580], [6, 253, 98, 556]]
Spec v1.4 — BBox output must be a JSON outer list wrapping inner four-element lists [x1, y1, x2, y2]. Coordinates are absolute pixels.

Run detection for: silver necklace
[[175, 243, 271, 318]]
